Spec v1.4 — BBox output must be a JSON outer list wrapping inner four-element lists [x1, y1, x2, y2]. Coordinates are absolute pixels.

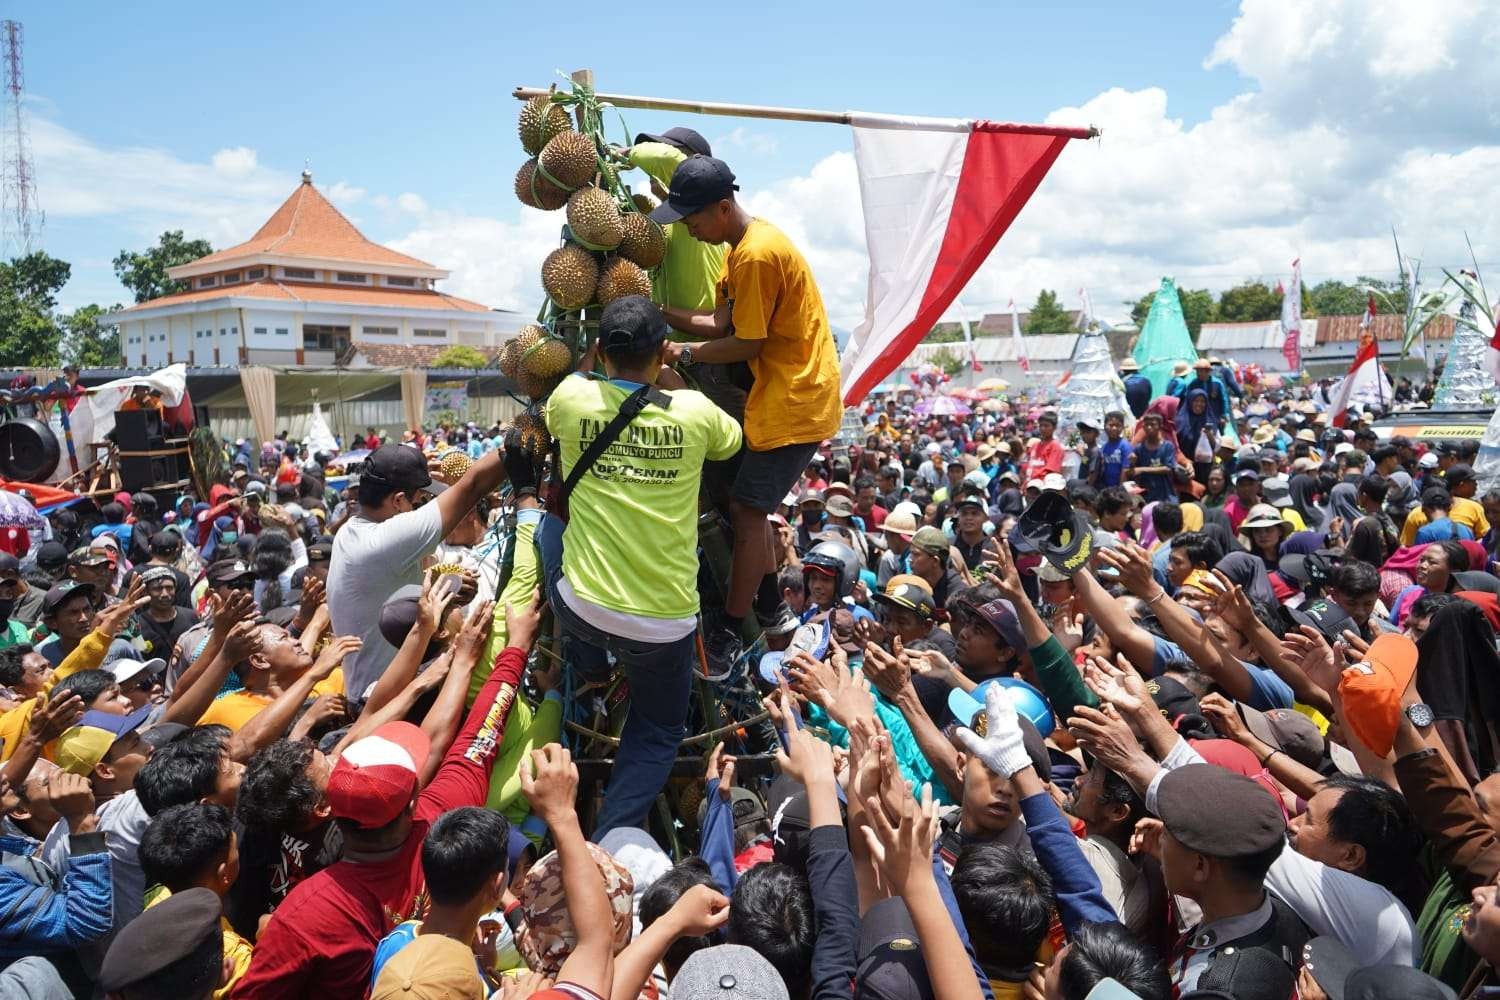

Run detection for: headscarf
[[1416, 599, 1500, 785], [1176, 388, 1212, 453], [1139, 502, 1159, 549], [1460, 540, 1489, 576], [1319, 483, 1361, 539], [1385, 470, 1419, 520], [1286, 473, 1322, 525], [1145, 396, 1182, 452], [1214, 551, 1278, 606], [1345, 518, 1390, 569], [1181, 502, 1205, 533], [1199, 507, 1243, 556], [202, 515, 235, 561]]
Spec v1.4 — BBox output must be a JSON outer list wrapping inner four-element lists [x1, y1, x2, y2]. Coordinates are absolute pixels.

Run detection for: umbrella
[[978, 377, 1011, 392], [0, 490, 45, 530], [914, 396, 973, 417], [325, 449, 371, 469], [949, 387, 987, 401], [979, 399, 1007, 413]]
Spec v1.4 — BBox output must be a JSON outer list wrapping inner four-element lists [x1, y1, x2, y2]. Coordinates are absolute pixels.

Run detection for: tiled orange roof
[[185, 178, 435, 271], [349, 342, 504, 368], [114, 279, 491, 314], [1316, 312, 1455, 343]]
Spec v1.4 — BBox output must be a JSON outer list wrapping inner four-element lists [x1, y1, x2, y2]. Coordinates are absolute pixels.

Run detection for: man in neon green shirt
[[625, 129, 748, 422], [539, 294, 742, 836]]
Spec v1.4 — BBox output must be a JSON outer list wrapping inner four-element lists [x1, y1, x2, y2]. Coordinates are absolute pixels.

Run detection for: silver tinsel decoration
[[1434, 299, 1496, 410], [1057, 330, 1131, 434]]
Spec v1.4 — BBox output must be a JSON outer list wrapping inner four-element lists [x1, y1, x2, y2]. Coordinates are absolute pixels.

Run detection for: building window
[[362, 325, 398, 337], [253, 327, 267, 336], [303, 324, 349, 351], [283, 267, 315, 280], [231, 326, 238, 336], [275, 327, 289, 336], [385, 276, 417, 287], [413, 328, 446, 339], [222, 272, 241, 285], [245, 268, 266, 280], [197, 276, 217, 288], [336, 272, 368, 284], [220, 328, 227, 337]]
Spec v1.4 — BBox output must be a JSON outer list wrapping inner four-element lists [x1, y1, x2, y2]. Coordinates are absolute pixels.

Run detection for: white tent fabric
[[54, 364, 189, 483]]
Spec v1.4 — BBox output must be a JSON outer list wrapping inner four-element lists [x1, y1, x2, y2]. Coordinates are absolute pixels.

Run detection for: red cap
[[325, 722, 430, 828]]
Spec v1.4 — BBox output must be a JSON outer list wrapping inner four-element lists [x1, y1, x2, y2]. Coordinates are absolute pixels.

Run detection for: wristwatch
[[679, 344, 695, 367], [1404, 703, 1435, 728]]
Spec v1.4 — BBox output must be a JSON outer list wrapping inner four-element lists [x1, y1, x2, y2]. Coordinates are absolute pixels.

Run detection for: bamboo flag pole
[[513, 80, 1099, 138]]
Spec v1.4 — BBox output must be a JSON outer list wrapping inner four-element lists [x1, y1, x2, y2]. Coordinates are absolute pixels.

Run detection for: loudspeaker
[[115, 410, 164, 452], [120, 453, 189, 491]]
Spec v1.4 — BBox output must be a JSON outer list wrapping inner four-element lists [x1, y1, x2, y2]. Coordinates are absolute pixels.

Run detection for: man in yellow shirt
[[195, 625, 353, 733], [1398, 462, 1491, 546], [656, 156, 843, 673]]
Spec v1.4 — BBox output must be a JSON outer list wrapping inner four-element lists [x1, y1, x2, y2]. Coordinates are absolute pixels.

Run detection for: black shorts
[[731, 440, 822, 513]]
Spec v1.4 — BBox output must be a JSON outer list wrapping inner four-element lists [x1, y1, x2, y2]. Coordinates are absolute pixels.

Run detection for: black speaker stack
[[117, 410, 189, 491]]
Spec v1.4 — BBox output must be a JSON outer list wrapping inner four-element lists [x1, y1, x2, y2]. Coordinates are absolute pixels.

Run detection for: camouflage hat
[[516, 841, 635, 975]]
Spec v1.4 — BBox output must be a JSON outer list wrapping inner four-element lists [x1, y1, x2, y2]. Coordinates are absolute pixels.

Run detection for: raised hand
[[1067, 704, 1147, 775], [984, 538, 1027, 604], [29, 692, 85, 743], [906, 647, 962, 689], [312, 635, 362, 678], [777, 726, 838, 790], [96, 578, 149, 637], [453, 599, 495, 663], [222, 618, 263, 664], [1095, 540, 1156, 598], [1199, 692, 1254, 747], [415, 569, 457, 636], [705, 741, 736, 802], [46, 771, 97, 831], [862, 780, 939, 895], [495, 972, 553, 1000], [1207, 569, 1255, 630], [212, 589, 258, 639], [665, 883, 731, 937], [504, 588, 544, 651], [953, 683, 1031, 778], [1130, 816, 1164, 860], [1281, 625, 1341, 697], [858, 641, 911, 701], [1081, 654, 1149, 716], [520, 743, 579, 826]]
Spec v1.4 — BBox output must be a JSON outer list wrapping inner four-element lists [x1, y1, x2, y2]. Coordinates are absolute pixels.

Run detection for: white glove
[[955, 684, 1032, 779]]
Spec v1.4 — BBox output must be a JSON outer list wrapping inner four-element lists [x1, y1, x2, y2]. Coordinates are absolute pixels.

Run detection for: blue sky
[[11, 0, 1500, 325]]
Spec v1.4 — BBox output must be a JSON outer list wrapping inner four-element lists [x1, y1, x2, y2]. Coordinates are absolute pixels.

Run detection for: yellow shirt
[[1399, 495, 1491, 546], [719, 219, 842, 451], [0, 630, 111, 762], [195, 670, 344, 731], [626, 142, 727, 314], [144, 886, 252, 999]]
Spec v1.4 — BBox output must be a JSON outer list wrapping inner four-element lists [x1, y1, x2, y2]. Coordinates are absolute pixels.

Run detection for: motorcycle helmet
[[802, 539, 862, 600]]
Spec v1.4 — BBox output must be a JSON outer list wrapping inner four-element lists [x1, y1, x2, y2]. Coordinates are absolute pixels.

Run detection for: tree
[[1216, 281, 1282, 323], [0, 251, 70, 366], [926, 346, 968, 377], [922, 322, 965, 344], [1307, 276, 1407, 317], [112, 231, 214, 304], [1025, 290, 1076, 334], [432, 344, 489, 369], [60, 304, 122, 368]]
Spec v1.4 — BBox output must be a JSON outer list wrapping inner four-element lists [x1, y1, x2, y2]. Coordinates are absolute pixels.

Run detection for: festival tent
[[1132, 278, 1198, 397]]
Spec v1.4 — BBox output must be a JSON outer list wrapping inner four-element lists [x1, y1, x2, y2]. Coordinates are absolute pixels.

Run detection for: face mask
[[221, 532, 238, 545]]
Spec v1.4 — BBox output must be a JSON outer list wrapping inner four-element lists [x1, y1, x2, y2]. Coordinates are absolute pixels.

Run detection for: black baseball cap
[[34, 540, 67, 572], [1016, 491, 1093, 577], [633, 126, 712, 157], [362, 443, 431, 493], [599, 295, 670, 356], [649, 155, 739, 224], [42, 580, 95, 614], [1444, 463, 1476, 488], [206, 559, 255, 585]]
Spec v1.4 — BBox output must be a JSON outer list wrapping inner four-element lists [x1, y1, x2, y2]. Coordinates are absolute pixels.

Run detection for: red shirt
[[234, 647, 528, 999], [1223, 495, 1255, 533], [862, 504, 888, 529], [1024, 438, 1064, 481]]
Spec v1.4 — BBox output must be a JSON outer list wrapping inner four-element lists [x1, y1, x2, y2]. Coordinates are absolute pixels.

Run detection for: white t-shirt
[[328, 502, 444, 700]]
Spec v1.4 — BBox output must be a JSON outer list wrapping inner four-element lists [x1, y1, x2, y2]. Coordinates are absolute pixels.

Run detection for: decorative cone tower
[[1434, 296, 1496, 410], [1057, 325, 1131, 435]]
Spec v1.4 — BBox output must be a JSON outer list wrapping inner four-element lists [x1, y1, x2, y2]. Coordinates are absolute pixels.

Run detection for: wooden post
[[570, 68, 594, 132]]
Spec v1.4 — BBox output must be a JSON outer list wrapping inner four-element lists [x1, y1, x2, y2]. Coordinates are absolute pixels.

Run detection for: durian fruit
[[430, 560, 467, 579], [513, 409, 552, 459], [618, 214, 666, 269], [541, 244, 598, 310], [514, 159, 568, 211], [521, 336, 574, 380], [439, 451, 471, 482], [518, 367, 563, 401], [631, 192, 658, 215], [515, 324, 546, 352], [518, 95, 572, 156], [538, 131, 597, 191], [498, 339, 523, 379], [566, 187, 624, 250], [595, 257, 652, 306]]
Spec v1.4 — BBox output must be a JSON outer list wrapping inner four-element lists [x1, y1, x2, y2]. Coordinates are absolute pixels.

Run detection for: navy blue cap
[[650, 156, 739, 224], [633, 126, 712, 157]]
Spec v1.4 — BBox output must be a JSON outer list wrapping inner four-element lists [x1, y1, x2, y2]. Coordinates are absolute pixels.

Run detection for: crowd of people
[[1, 131, 1498, 1000]]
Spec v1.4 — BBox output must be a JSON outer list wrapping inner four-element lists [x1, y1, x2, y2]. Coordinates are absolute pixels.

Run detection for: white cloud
[[327, 181, 366, 206], [714, 126, 781, 157], [395, 192, 428, 214], [388, 206, 564, 313], [211, 146, 259, 177]]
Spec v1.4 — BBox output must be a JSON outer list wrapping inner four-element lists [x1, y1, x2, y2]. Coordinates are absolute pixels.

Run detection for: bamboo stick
[[513, 84, 1098, 138]]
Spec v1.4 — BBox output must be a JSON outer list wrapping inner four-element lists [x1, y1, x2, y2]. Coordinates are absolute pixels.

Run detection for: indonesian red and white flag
[[839, 115, 1091, 404], [1010, 298, 1031, 374], [1361, 293, 1377, 330], [1330, 323, 1390, 428], [1280, 259, 1302, 372]]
